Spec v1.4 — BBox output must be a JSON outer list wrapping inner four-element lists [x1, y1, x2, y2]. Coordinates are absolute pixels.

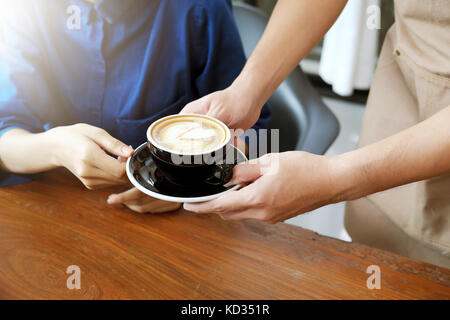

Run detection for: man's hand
[[50, 123, 133, 189], [183, 106, 450, 223], [180, 86, 262, 132], [183, 151, 346, 223], [107, 187, 181, 213]]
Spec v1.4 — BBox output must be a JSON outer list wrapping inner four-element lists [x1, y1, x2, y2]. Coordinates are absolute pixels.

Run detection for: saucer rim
[[126, 142, 246, 203]]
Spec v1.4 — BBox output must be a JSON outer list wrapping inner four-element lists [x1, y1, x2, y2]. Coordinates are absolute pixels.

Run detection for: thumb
[[226, 160, 263, 186], [180, 97, 209, 115], [90, 129, 134, 158], [118, 156, 128, 163]]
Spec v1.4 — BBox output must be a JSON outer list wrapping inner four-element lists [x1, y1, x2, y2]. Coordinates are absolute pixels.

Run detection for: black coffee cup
[[146, 114, 236, 187]]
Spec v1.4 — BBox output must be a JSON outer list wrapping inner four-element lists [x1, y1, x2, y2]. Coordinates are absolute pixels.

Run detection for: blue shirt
[[0, 0, 271, 186]]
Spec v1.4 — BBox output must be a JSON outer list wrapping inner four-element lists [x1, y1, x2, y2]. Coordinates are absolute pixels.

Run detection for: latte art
[[151, 116, 227, 153]]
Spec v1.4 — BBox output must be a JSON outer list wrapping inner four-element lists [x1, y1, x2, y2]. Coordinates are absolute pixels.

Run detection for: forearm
[[334, 106, 450, 201], [231, 0, 347, 110], [0, 128, 58, 174]]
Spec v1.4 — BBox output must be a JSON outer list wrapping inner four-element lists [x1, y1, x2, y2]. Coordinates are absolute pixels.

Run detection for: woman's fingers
[[117, 156, 128, 163], [70, 161, 126, 188], [107, 187, 181, 213], [84, 125, 134, 158], [82, 166, 128, 184], [87, 141, 128, 179], [79, 125, 133, 178], [80, 178, 125, 190], [126, 201, 181, 214], [107, 187, 142, 204]]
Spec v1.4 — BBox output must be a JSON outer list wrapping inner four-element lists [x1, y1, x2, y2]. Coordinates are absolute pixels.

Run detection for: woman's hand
[[107, 187, 181, 213], [50, 123, 134, 189], [183, 151, 348, 223]]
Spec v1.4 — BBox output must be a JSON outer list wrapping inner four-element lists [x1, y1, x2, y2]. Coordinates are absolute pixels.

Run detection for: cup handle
[[204, 163, 235, 186]]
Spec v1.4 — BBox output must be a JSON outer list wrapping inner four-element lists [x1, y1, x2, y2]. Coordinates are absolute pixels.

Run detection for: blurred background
[[235, 0, 395, 241]]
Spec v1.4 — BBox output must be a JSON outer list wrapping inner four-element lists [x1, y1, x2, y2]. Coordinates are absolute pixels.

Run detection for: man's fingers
[[218, 208, 268, 222], [180, 99, 209, 115], [182, 191, 247, 214], [234, 137, 248, 154], [107, 187, 142, 204], [225, 161, 263, 187], [184, 181, 261, 214]]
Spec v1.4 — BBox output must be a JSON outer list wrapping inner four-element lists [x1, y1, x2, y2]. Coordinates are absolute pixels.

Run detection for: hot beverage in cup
[[147, 114, 235, 186], [151, 115, 227, 154]]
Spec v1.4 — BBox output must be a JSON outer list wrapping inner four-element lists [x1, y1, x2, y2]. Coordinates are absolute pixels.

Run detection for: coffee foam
[[151, 116, 227, 153]]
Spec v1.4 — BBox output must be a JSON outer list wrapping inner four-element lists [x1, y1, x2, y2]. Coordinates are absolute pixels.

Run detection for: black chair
[[233, 2, 339, 155]]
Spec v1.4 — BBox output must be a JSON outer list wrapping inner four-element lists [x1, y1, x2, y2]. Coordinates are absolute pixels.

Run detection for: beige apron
[[345, 0, 450, 268]]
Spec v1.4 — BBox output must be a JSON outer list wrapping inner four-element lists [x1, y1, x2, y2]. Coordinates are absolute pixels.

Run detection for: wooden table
[[0, 169, 448, 299]]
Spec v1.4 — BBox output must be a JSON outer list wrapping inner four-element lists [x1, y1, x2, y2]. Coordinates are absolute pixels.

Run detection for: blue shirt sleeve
[[192, 0, 271, 131], [0, 4, 48, 186], [0, 3, 48, 138]]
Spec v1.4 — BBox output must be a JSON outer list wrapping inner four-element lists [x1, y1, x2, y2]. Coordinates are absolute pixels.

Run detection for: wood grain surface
[[0, 169, 448, 299]]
